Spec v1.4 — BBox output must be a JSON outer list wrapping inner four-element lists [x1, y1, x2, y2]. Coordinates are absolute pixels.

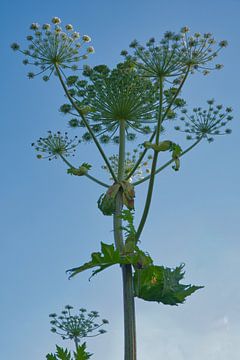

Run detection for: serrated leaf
[[67, 242, 122, 279], [74, 343, 92, 360], [46, 354, 57, 360], [67, 242, 153, 280], [55, 346, 71, 360], [134, 264, 203, 305]]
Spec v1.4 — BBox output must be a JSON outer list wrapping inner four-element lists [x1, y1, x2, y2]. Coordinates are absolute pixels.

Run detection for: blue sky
[[1, 0, 240, 359]]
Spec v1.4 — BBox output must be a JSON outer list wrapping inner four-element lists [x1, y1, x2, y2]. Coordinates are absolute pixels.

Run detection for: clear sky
[[1, 0, 240, 359]]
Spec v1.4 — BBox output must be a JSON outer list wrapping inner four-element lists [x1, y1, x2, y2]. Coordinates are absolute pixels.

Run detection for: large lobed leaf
[[67, 242, 152, 280], [134, 264, 203, 305]]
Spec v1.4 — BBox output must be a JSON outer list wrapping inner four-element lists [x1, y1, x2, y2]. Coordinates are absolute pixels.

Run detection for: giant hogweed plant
[[12, 18, 233, 360]]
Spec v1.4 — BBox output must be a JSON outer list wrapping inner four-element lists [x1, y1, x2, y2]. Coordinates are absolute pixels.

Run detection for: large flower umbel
[[11, 17, 94, 80], [175, 99, 233, 142], [121, 27, 227, 80], [62, 62, 160, 144], [32, 131, 81, 160]]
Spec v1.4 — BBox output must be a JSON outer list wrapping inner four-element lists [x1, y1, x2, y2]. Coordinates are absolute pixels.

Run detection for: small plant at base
[[46, 305, 108, 360], [49, 305, 108, 345]]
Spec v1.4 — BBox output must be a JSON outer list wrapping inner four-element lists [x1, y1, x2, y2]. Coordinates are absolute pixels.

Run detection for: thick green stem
[[136, 151, 158, 239], [74, 338, 79, 352], [113, 120, 137, 360], [54, 65, 117, 182], [136, 77, 164, 239], [126, 67, 190, 181]]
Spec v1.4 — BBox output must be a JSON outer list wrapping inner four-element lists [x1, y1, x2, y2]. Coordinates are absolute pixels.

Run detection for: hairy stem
[[54, 65, 117, 182], [113, 120, 137, 360]]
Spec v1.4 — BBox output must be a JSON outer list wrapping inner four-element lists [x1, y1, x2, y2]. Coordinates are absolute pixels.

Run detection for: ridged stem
[[113, 120, 137, 360]]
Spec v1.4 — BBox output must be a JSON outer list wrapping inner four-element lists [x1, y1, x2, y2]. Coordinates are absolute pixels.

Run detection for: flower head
[[64, 61, 159, 143], [11, 17, 93, 80], [48, 305, 108, 343], [121, 27, 227, 80], [31, 131, 81, 160], [175, 99, 233, 142]]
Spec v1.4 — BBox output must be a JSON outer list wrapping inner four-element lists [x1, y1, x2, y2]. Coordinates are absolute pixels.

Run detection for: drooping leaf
[[134, 264, 203, 305]]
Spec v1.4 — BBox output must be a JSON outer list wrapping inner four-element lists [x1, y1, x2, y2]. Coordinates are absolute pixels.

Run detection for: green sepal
[[67, 163, 92, 176], [133, 264, 203, 305]]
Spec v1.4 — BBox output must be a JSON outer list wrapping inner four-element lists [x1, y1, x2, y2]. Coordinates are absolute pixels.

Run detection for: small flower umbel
[[11, 17, 94, 80], [49, 306, 109, 348], [32, 131, 81, 160], [175, 99, 233, 142], [121, 28, 227, 80], [63, 61, 159, 143], [101, 149, 153, 182]]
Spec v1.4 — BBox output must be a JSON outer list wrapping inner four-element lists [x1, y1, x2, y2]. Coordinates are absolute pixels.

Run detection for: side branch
[[59, 155, 109, 188], [54, 65, 117, 182], [126, 67, 190, 181], [135, 77, 164, 240], [133, 137, 203, 186]]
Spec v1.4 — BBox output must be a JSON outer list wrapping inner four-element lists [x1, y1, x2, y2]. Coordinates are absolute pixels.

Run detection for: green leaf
[[74, 343, 92, 360], [46, 354, 58, 360], [67, 242, 122, 279], [55, 346, 71, 360], [134, 264, 203, 305], [67, 242, 153, 280]]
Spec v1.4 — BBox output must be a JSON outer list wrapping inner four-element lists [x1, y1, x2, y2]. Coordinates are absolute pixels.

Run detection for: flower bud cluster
[[11, 17, 94, 80], [101, 149, 153, 181], [31, 131, 81, 160], [49, 305, 108, 342], [175, 99, 233, 142]]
